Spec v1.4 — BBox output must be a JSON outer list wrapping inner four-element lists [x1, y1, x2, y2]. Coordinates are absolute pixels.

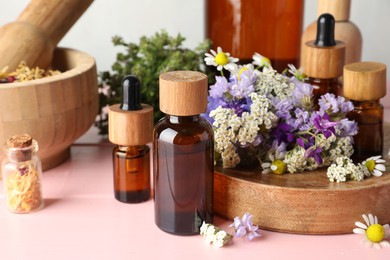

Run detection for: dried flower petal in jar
[[1, 134, 44, 213]]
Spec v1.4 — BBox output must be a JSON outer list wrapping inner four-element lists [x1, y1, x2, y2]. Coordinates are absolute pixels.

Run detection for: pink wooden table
[[0, 106, 389, 260]]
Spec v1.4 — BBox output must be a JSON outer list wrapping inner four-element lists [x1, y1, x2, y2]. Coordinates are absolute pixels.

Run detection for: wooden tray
[[214, 123, 390, 234]]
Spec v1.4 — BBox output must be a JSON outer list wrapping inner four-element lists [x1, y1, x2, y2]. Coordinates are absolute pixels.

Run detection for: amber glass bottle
[[343, 62, 387, 160], [108, 76, 154, 203], [206, 0, 304, 72], [113, 145, 150, 202], [301, 13, 345, 106], [154, 71, 214, 235]]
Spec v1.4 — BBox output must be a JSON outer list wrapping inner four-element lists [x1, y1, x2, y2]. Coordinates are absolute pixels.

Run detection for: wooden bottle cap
[[301, 40, 346, 79], [108, 104, 153, 146], [343, 62, 387, 101], [317, 0, 351, 21], [159, 71, 208, 116]]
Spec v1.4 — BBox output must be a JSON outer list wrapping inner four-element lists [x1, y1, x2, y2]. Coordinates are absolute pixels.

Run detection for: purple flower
[[204, 96, 227, 124], [337, 96, 354, 113], [223, 97, 252, 116], [275, 99, 293, 120], [229, 212, 261, 241], [290, 77, 314, 107], [337, 118, 358, 137], [229, 70, 257, 98], [318, 93, 355, 115], [209, 76, 229, 99], [305, 146, 323, 165], [318, 93, 339, 113], [313, 113, 338, 138], [288, 107, 310, 130], [271, 122, 295, 145]]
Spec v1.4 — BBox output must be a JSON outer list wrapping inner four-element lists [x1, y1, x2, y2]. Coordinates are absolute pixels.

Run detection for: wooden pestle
[[0, 0, 93, 71]]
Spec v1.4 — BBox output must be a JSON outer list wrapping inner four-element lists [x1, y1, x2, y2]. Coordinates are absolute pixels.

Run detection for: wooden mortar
[[0, 0, 93, 71], [0, 48, 98, 171]]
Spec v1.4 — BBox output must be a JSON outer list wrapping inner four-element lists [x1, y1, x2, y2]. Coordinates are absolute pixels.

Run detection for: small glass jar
[[1, 135, 44, 213]]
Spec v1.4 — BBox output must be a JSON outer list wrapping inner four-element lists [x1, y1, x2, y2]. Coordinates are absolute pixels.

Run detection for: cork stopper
[[6, 134, 37, 162], [7, 134, 32, 149], [301, 14, 346, 79], [108, 76, 154, 146], [343, 62, 387, 101], [317, 0, 351, 21], [159, 71, 208, 116]]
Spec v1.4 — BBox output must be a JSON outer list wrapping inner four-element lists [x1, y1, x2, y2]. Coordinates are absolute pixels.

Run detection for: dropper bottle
[[301, 13, 346, 105], [108, 76, 154, 203], [301, 0, 362, 65]]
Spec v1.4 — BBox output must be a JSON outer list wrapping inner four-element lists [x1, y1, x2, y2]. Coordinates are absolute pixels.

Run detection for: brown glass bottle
[[154, 71, 214, 235], [108, 75, 154, 204], [113, 145, 150, 203], [154, 115, 214, 235], [347, 101, 383, 160], [301, 14, 345, 107], [206, 0, 304, 72], [343, 62, 387, 161]]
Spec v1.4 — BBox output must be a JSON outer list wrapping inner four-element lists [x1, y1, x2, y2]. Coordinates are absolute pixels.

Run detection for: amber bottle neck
[[306, 77, 339, 84], [351, 100, 382, 109], [165, 115, 201, 124]]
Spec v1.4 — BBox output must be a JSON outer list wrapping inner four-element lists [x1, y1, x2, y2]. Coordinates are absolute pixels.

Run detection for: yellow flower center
[[366, 224, 385, 243], [365, 160, 376, 172], [215, 52, 229, 66], [239, 67, 248, 75], [271, 159, 286, 175], [262, 57, 271, 67]]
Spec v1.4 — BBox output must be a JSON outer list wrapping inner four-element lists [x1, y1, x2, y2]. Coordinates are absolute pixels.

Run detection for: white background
[[0, 0, 389, 75]]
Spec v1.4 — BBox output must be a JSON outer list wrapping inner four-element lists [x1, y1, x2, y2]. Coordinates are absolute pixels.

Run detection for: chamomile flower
[[204, 47, 239, 72], [252, 52, 271, 68], [353, 214, 390, 249], [261, 142, 287, 175], [363, 155, 386, 177], [287, 64, 306, 81]]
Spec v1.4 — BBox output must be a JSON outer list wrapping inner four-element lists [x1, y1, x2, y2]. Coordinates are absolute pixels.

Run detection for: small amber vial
[[343, 62, 387, 160], [301, 13, 346, 106], [154, 71, 214, 235], [108, 76, 154, 203]]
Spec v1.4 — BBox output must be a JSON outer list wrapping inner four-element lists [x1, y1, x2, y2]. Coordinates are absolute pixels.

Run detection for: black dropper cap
[[314, 13, 336, 47], [120, 75, 142, 111]]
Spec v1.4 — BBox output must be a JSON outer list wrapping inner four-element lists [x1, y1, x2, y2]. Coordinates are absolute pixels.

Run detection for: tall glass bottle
[[343, 62, 387, 160], [301, 13, 345, 106], [154, 71, 214, 235], [206, 0, 304, 72], [108, 76, 154, 203]]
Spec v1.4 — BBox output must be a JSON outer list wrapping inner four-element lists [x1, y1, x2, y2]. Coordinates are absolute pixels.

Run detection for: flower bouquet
[[204, 47, 360, 176]]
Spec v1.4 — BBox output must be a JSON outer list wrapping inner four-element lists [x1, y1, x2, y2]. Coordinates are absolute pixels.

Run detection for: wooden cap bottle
[[159, 71, 208, 116], [301, 13, 346, 79], [343, 62, 387, 101], [108, 76, 153, 146], [300, 0, 362, 65]]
